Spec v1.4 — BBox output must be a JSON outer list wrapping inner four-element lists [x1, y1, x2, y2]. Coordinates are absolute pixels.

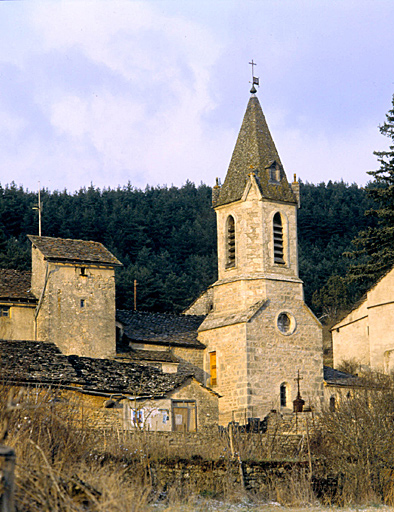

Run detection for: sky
[[1, 0, 394, 193]]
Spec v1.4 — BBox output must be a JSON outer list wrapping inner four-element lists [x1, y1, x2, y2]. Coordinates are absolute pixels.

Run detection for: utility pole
[[32, 182, 42, 237]]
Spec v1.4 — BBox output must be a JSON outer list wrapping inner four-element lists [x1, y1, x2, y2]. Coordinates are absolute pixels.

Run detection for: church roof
[[215, 95, 297, 207], [27, 235, 122, 267], [0, 339, 194, 397], [116, 310, 206, 349], [0, 269, 36, 302]]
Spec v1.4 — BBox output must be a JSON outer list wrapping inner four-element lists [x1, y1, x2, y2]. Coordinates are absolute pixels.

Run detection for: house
[[0, 339, 219, 432], [0, 237, 216, 432], [332, 266, 394, 374]]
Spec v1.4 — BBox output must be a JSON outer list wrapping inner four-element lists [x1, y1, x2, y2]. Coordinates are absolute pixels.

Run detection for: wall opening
[[226, 215, 236, 268], [172, 400, 197, 432], [273, 212, 285, 264], [280, 383, 287, 407], [209, 351, 217, 386]]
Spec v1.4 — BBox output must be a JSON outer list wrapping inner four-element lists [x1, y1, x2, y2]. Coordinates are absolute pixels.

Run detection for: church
[[0, 85, 340, 429]]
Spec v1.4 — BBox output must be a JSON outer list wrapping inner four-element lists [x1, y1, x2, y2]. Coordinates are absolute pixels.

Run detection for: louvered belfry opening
[[226, 215, 236, 268], [273, 212, 285, 264]]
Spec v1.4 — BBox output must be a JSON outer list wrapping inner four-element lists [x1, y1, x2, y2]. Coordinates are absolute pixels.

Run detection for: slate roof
[[323, 365, 359, 386], [199, 299, 269, 332], [27, 235, 122, 267], [116, 349, 179, 364], [116, 310, 206, 349], [0, 269, 37, 303], [215, 95, 297, 207], [0, 340, 194, 397], [0, 340, 80, 385]]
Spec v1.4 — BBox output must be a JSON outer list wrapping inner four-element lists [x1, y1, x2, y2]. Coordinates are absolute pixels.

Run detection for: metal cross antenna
[[249, 59, 257, 78]]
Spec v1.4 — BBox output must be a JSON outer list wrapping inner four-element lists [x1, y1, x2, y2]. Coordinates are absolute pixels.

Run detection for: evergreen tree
[[347, 95, 394, 293]]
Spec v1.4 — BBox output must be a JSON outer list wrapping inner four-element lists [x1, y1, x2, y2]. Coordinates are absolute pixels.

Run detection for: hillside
[[0, 180, 374, 314]]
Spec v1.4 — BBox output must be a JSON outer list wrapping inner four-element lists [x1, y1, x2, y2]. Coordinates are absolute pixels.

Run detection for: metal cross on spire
[[249, 59, 259, 93]]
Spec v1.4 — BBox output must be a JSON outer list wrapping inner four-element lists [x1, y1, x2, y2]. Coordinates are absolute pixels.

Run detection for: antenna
[[32, 182, 42, 237]]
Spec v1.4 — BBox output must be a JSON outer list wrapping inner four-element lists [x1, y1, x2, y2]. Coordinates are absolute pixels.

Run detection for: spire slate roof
[[28, 235, 122, 267], [215, 95, 297, 207]]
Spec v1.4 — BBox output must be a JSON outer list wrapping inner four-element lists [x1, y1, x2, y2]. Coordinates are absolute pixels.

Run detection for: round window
[[277, 312, 296, 335]]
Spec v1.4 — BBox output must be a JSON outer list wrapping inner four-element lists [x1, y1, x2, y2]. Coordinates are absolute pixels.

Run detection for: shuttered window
[[226, 215, 236, 268], [273, 212, 285, 264], [209, 351, 217, 386]]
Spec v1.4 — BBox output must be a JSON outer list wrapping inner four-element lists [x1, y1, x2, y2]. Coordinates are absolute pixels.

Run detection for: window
[[172, 400, 197, 432], [131, 409, 144, 428], [209, 351, 217, 386], [277, 313, 291, 333], [329, 396, 336, 412], [0, 307, 10, 317], [280, 383, 287, 407], [226, 215, 236, 268], [80, 267, 86, 276], [277, 312, 296, 335], [80, 299, 85, 308], [268, 161, 281, 182], [273, 212, 285, 264]]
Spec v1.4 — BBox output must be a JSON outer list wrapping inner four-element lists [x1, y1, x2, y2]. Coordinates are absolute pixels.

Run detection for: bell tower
[[198, 85, 323, 425]]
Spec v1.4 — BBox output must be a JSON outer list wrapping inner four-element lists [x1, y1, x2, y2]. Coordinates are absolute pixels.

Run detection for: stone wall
[[332, 300, 369, 369], [33, 248, 116, 358], [0, 304, 35, 341]]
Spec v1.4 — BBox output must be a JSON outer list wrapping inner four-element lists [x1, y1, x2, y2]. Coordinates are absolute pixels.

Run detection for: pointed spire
[[215, 95, 297, 207]]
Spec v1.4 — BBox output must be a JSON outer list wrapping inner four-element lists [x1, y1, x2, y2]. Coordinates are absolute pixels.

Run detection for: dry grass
[[5, 378, 394, 510]]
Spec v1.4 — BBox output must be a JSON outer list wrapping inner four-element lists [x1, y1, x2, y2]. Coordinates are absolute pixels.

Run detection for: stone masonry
[[199, 92, 324, 425]]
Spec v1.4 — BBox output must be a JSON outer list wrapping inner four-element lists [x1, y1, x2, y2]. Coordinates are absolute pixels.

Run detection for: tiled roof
[[0, 340, 192, 396], [116, 310, 206, 349], [27, 235, 122, 267], [0, 270, 37, 302], [215, 95, 297, 207]]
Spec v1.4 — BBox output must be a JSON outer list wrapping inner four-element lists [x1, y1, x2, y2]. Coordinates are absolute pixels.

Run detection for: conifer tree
[[347, 95, 394, 291]]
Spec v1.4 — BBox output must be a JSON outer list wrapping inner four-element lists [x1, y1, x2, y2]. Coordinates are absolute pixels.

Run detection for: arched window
[[273, 212, 285, 264], [280, 383, 287, 407], [226, 215, 236, 268], [329, 396, 336, 412]]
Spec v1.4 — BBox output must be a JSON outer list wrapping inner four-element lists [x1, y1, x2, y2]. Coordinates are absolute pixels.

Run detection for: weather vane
[[249, 60, 259, 94]]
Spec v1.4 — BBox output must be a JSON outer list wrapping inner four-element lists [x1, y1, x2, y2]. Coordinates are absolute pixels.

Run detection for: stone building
[[0, 339, 218, 432], [188, 91, 324, 424], [332, 266, 394, 374], [0, 87, 329, 429]]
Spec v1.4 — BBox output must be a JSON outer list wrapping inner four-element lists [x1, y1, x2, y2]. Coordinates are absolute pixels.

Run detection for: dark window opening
[[0, 307, 10, 317], [277, 312, 291, 334], [280, 383, 287, 407], [226, 215, 236, 268], [80, 299, 85, 308], [329, 396, 336, 412], [273, 212, 285, 264], [80, 267, 86, 276]]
